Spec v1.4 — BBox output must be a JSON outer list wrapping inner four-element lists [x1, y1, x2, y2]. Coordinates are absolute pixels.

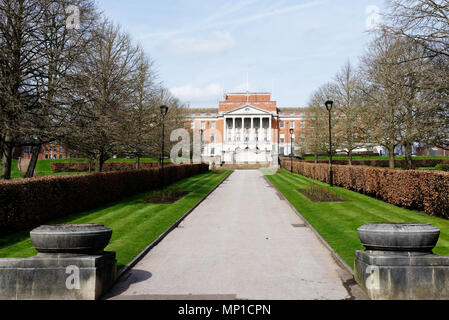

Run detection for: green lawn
[[266, 169, 449, 269], [0, 170, 231, 270], [3, 160, 24, 179], [1, 158, 173, 179], [107, 158, 174, 162]]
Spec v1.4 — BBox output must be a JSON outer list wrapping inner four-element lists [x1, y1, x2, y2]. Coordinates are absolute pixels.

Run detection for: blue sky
[[96, 0, 386, 108]]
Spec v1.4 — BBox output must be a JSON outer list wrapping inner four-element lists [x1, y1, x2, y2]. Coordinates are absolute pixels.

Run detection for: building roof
[[278, 107, 312, 112], [188, 108, 218, 113]]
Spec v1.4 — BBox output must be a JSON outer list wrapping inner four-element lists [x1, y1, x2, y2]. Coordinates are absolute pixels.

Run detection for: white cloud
[[139, 0, 327, 42], [210, 0, 329, 28], [170, 83, 223, 103], [167, 31, 235, 55]]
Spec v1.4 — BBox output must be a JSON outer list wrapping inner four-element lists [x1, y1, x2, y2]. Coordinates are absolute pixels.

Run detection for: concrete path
[[105, 170, 355, 300]]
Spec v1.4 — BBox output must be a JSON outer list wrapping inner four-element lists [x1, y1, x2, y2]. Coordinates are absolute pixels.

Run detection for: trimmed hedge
[[281, 159, 449, 219], [304, 158, 449, 169], [435, 164, 449, 172], [50, 161, 173, 172], [0, 164, 208, 236]]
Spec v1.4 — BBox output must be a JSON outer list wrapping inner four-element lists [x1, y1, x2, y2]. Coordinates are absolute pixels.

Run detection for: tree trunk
[[136, 156, 141, 170], [314, 153, 318, 164], [388, 144, 395, 169], [1, 144, 13, 180], [1, 131, 13, 180], [24, 145, 41, 178], [348, 151, 353, 166], [404, 142, 413, 170], [95, 154, 104, 172], [0, 140, 3, 163]]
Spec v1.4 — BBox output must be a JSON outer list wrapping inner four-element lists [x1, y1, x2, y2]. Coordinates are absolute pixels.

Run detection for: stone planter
[[354, 223, 449, 300], [1, 224, 116, 300], [30, 224, 113, 254], [357, 223, 440, 252]]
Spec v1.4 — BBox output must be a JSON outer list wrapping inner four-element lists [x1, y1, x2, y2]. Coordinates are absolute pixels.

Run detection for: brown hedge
[[0, 163, 208, 236], [50, 161, 173, 172], [281, 159, 449, 219], [303, 158, 449, 168]]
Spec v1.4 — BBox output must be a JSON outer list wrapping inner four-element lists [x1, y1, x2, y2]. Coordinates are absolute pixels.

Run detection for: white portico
[[187, 92, 310, 167], [222, 104, 277, 164]]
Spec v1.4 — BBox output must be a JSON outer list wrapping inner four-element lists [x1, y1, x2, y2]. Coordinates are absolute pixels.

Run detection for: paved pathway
[[105, 170, 356, 300]]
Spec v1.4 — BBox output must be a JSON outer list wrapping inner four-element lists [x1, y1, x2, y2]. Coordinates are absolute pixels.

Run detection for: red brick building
[[20, 143, 81, 160], [186, 92, 311, 165]]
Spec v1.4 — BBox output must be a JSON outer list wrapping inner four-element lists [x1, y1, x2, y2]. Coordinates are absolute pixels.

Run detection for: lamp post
[[325, 100, 334, 187], [289, 128, 294, 173], [160, 105, 169, 189], [199, 129, 204, 163]]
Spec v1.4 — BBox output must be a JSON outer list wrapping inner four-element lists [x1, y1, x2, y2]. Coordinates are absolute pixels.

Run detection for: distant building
[[186, 92, 312, 165], [414, 144, 448, 157], [20, 143, 81, 160]]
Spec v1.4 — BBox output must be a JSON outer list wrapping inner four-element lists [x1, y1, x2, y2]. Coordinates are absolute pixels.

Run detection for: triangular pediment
[[225, 104, 270, 115]]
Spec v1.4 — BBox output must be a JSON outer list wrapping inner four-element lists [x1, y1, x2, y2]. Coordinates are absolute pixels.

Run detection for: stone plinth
[[0, 224, 116, 300], [354, 223, 449, 300], [355, 251, 449, 300]]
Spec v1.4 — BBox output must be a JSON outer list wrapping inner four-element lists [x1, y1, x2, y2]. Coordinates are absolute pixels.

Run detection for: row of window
[[45, 146, 64, 152], [279, 121, 306, 129], [201, 135, 303, 143], [227, 137, 269, 142], [191, 121, 216, 130], [44, 154, 81, 159], [192, 120, 307, 130]]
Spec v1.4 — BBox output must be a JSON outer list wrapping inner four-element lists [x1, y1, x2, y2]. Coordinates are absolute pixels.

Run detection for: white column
[[269, 116, 272, 142], [251, 117, 254, 142], [232, 117, 235, 143], [224, 117, 227, 146], [241, 117, 245, 143]]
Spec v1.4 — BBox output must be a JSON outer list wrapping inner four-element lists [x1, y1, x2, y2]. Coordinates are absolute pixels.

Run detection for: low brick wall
[[281, 159, 449, 219], [0, 164, 209, 235]]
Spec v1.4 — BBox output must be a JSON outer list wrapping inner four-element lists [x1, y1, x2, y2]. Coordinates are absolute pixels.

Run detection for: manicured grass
[[2, 160, 24, 179], [1, 158, 173, 179], [265, 169, 449, 269], [0, 170, 232, 270], [1, 159, 87, 178], [34, 159, 87, 177], [106, 158, 165, 162]]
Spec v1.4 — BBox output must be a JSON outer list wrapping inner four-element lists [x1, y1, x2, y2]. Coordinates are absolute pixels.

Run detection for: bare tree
[[359, 33, 407, 169], [329, 61, 368, 165], [0, 0, 44, 179], [149, 87, 187, 164], [361, 31, 447, 169], [113, 49, 159, 169], [63, 20, 141, 172], [0, 0, 99, 179], [299, 84, 334, 162], [22, 0, 98, 178], [383, 0, 449, 59], [382, 0, 449, 156]]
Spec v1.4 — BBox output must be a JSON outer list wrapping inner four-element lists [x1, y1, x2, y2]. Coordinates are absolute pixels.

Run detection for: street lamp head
[[325, 100, 333, 112], [200, 129, 203, 135], [160, 105, 169, 116], [289, 128, 294, 135]]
